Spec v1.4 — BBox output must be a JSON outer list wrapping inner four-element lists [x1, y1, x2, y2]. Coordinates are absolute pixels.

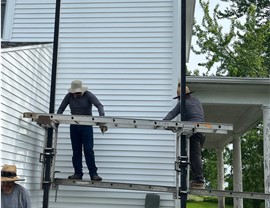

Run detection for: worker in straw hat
[[1, 164, 31, 208], [163, 82, 206, 189], [57, 80, 107, 181]]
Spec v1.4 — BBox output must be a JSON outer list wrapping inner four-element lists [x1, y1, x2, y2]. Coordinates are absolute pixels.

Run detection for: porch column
[[262, 105, 270, 208], [217, 147, 225, 208], [233, 134, 243, 208]]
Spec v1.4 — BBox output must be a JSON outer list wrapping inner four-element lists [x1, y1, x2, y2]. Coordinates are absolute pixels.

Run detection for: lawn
[[186, 195, 234, 208], [187, 201, 233, 208]]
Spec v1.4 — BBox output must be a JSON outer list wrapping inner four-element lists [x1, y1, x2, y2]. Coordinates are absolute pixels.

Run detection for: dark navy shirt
[[163, 95, 204, 122], [57, 91, 105, 116]]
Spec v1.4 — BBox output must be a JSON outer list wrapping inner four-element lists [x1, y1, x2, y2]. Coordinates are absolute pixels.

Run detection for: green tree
[[202, 149, 218, 189], [192, 1, 269, 207], [217, 0, 270, 24], [225, 124, 264, 208], [192, 0, 270, 77], [241, 124, 264, 207]]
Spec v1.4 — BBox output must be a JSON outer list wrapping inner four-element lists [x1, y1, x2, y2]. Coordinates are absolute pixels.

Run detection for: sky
[[187, 0, 230, 75]]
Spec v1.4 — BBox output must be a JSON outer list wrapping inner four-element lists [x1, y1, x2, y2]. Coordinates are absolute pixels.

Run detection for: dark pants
[[190, 132, 206, 182], [70, 125, 98, 177]]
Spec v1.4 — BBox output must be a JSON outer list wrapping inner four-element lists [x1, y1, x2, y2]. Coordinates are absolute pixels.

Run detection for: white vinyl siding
[[53, 1, 178, 207], [2, 0, 56, 41], [1, 44, 53, 208]]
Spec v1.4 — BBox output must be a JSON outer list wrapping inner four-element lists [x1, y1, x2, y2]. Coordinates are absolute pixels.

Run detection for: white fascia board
[[187, 76, 270, 85], [2, 0, 15, 40], [186, 0, 196, 62]]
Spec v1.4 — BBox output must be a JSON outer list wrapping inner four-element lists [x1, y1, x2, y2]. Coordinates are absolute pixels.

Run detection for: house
[[1, 43, 53, 207], [1, 0, 270, 208], [1, 0, 196, 207]]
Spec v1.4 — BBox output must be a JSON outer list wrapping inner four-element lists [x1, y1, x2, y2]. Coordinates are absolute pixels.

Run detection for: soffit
[[187, 76, 270, 148]]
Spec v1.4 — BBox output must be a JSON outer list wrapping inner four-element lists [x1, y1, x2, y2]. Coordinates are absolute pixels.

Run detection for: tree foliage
[[225, 124, 264, 207], [202, 149, 218, 189], [192, 1, 269, 207], [217, 0, 270, 24], [241, 124, 264, 207], [192, 0, 270, 77]]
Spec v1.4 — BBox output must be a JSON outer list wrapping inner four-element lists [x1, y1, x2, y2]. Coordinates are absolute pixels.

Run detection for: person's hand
[[164, 126, 177, 133], [54, 122, 60, 129], [100, 126, 108, 134]]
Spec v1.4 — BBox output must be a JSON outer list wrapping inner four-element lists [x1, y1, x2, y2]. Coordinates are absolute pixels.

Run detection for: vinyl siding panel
[[53, 1, 178, 207], [2, 0, 187, 207], [1, 44, 53, 208], [3, 0, 56, 40]]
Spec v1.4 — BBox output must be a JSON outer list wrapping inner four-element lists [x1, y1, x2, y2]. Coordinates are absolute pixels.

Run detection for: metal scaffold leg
[[42, 128, 54, 208], [174, 131, 190, 208], [180, 135, 189, 208]]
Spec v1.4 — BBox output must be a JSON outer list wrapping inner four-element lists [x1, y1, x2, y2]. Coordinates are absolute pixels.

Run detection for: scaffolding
[[23, 112, 270, 207]]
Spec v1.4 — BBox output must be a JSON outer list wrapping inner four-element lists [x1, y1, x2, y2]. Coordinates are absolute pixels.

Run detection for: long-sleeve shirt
[[1, 183, 31, 208], [57, 91, 105, 116], [163, 95, 205, 122]]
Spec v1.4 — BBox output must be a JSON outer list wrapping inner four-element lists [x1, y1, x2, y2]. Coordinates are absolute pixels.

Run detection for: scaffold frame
[[23, 112, 270, 205]]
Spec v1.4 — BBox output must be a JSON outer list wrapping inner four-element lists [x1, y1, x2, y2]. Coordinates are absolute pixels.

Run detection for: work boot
[[91, 174, 102, 181], [68, 173, 83, 180], [190, 180, 205, 189]]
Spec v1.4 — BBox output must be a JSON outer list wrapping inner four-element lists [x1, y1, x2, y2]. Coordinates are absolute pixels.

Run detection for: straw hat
[[1, 164, 25, 182], [68, 80, 88, 93]]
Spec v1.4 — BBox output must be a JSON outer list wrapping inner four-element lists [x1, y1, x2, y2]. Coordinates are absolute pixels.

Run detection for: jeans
[[70, 124, 98, 177], [190, 132, 206, 182]]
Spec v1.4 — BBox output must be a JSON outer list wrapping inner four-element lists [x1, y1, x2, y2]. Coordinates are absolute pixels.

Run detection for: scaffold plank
[[53, 178, 176, 193], [53, 178, 270, 200], [23, 112, 233, 134], [190, 189, 270, 200]]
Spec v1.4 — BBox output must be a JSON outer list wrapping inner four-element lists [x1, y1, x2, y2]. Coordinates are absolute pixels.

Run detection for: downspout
[[180, 0, 187, 207], [43, 0, 61, 208]]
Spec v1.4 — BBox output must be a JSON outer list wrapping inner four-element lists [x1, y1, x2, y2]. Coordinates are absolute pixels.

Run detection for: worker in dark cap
[[163, 82, 206, 189]]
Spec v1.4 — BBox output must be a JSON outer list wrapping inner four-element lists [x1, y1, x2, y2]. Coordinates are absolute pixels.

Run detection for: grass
[[187, 201, 233, 208], [186, 195, 234, 208]]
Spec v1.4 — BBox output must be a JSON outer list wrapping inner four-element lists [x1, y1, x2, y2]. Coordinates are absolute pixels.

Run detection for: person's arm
[[163, 102, 181, 120], [88, 92, 105, 116], [87, 92, 107, 133], [16, 184, 31, 208], [24, 189, 31, 208], [56, 94, 70, 114]]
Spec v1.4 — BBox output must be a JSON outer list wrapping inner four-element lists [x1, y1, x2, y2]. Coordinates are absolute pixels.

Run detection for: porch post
[[233, 134, 243, 208], [262, 105, 270, 208], [217, 147, 225, 208]]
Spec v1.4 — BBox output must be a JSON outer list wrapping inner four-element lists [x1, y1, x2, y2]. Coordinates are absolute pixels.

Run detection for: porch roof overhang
[[187, 76, 270, 149]]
